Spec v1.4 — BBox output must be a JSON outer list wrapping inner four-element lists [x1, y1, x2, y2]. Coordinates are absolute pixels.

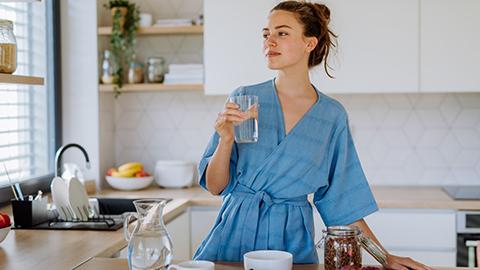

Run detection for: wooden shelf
[[98, 25, 203, 35], [99, 83, 203, 92], [0, 74, 44, 85]]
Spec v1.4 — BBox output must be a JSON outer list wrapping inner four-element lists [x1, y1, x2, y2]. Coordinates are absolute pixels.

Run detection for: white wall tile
[[452, 109, 480, 128], [439, 94, 461, 126]]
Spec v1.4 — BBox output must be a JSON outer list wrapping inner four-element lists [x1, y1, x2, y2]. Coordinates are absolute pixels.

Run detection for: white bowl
[[0, 225, 11, 243], [244, 250, 293, 270], [154, 160, 195, 188], [106, 176, 154, 190]]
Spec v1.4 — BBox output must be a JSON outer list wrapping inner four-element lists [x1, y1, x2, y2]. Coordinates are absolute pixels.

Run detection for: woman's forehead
[[264, 10, 301, 31]]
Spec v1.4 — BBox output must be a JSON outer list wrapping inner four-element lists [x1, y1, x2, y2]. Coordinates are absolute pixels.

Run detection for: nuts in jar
[[322, 226, 362, 270]]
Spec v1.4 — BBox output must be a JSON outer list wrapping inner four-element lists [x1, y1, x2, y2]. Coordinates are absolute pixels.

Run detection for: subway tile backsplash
[[108, 91, 480, 186]]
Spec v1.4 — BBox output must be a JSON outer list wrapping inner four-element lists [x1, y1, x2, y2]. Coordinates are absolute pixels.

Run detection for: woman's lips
[[266, 51, 281, 58]]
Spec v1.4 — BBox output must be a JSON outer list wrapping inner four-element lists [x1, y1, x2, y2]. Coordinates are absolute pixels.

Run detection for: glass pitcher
[[124, 199, 173, 270]]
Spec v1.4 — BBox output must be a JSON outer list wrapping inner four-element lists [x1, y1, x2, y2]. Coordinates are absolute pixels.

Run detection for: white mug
[[244, 250, 293, 270], [167, 260, 214, 270], [139, 13, 153, 27]]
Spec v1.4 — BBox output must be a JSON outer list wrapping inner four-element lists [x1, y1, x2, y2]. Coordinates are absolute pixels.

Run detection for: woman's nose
[[265, 36, 277, 48]]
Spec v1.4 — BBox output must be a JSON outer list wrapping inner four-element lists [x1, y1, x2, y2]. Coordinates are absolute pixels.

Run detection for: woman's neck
[[275, 64, 315, 99]]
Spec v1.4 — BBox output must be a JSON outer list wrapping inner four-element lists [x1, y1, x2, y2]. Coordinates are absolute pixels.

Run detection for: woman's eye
[[279, 32, 288, 36], [262, 33, 269, 39]]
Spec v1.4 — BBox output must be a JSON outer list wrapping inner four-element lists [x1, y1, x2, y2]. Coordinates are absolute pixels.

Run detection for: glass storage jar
[[321, 226, 363, 270], [146, 56, 165, 83], [0, 19, 17, 74], [128, 60, 144, 84]]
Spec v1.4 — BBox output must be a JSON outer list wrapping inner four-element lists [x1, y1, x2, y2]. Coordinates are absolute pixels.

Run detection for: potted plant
[[105, 0, 129, 31], [104, 0, 140, 97]]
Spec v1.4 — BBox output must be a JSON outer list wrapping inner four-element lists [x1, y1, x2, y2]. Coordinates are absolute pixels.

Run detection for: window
[[0, 0, 60, 201]]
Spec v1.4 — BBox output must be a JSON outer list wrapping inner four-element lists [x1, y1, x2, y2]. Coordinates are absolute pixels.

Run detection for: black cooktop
[[442, 186, 480, 200]]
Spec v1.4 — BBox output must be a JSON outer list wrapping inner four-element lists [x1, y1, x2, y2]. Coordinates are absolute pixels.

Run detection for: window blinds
[[0, 1, 50, 187]]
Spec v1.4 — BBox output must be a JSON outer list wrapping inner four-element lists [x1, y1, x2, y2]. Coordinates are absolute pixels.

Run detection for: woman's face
[[262, 10, 316, 70]]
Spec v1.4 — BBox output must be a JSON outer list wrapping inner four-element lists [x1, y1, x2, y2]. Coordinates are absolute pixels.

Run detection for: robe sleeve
[[313, 117, 378, 226], [197, 88, 243, 196], [197, 132, 239, 196]]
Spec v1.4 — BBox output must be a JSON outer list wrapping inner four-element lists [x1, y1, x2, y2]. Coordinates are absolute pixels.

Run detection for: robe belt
[[230, 183, 308, 256]]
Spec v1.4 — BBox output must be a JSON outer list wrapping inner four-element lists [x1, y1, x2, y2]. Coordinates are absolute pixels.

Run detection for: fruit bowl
[[106, 176, 154, 190], [0, 225, 11, 244]]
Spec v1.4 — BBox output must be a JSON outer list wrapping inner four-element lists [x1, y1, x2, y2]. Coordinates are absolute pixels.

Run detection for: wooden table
[[74, 257, 324, 269], [75, 257, 475, 270]]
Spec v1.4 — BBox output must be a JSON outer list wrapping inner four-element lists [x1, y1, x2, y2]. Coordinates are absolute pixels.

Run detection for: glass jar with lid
[[0, 19, 17, 74], [128, 60, 144, 84], [319, 226, 363, 270], [146, 56, 165, 83], [100, 49, 116, 84]]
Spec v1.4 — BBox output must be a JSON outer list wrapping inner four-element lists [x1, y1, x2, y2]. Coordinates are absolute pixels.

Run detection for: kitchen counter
[[0, 185, 479, 270], [75, 257, 475, 270], [95, 185, 480, 210]]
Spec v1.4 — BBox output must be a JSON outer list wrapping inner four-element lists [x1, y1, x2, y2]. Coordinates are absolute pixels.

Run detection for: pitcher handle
[[315, 229, 327, 249], [123, 213, 138, 242]]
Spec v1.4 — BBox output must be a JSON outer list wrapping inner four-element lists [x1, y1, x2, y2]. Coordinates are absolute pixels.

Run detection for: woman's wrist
[[219, 136, 234, 145]]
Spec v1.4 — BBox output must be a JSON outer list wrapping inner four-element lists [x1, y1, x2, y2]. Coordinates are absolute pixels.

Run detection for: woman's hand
[[384, 254, 433, 270], [215, 102, 247, 142]]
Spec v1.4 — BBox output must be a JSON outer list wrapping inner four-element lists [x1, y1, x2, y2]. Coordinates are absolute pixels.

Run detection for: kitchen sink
[[94, 197, 173, 215]]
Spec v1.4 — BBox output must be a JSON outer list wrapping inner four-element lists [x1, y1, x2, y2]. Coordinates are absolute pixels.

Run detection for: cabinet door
[[166, 210, 191, 260], [190, 206, 220, 256], [204, 0, 277, 95], [420, 0, 480, 92], [311, 0, 419, 93], [364, 209, 456, 267]]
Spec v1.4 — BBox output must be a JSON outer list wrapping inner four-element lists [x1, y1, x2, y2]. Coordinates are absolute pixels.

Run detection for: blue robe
[[193, 78, 378, 263]]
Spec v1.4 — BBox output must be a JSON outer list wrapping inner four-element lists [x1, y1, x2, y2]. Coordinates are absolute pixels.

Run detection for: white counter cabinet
[[166, 210, 191, 261], [190, 206, 220, 257], [313, 208, 457, 267]]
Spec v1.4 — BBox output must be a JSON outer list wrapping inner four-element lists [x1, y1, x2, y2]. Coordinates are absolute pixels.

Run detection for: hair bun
[[313, 3, 331, 21]]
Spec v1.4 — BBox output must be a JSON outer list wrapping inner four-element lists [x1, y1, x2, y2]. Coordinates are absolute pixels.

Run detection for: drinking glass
[[228, 95, 259, 143]]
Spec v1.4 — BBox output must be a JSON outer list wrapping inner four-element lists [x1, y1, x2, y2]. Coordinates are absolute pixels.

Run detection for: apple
[[134, 171, 151, 177], [0, 213, 11, 228], [106, 168, 117, 176]]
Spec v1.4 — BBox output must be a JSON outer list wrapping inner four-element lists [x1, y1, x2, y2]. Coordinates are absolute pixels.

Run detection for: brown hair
[[271, 1, 337, 78]]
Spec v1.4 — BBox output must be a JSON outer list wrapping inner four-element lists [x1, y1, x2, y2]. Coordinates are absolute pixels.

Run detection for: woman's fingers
[[223, 109, 247, 118], [216, 112, 244, 124], [386, 255, 433, 270], [398, 257, 432, 270]]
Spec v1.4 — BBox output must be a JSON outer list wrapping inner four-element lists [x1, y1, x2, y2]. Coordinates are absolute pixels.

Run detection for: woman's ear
[[306, 37, 318, 52]]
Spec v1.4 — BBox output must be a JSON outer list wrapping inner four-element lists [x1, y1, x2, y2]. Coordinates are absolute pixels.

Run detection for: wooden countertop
[[0, 185, 479, 270], [75, 257, 475, 270]]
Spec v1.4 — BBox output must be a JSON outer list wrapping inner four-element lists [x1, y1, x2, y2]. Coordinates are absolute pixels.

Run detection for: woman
[[194, 1, 431, 269]]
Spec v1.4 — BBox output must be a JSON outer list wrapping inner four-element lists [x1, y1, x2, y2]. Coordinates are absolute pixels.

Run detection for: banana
[[118, 162, 143, 172], [111, 167, 142, 177]]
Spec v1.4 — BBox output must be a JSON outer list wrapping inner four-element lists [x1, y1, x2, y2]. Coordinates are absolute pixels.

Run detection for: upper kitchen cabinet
[[204, 0, 419, 95], [204, 0, 277, 95], [420, 0, 480, 92], [311, 0, 419, 93]]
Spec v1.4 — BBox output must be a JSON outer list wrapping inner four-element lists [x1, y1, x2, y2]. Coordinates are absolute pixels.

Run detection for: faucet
[[54, 143, 91, 177]]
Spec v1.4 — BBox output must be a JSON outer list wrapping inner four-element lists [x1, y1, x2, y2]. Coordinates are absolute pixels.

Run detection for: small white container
[[154, 160, 195, 188], [244, 250, 293, 270]]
